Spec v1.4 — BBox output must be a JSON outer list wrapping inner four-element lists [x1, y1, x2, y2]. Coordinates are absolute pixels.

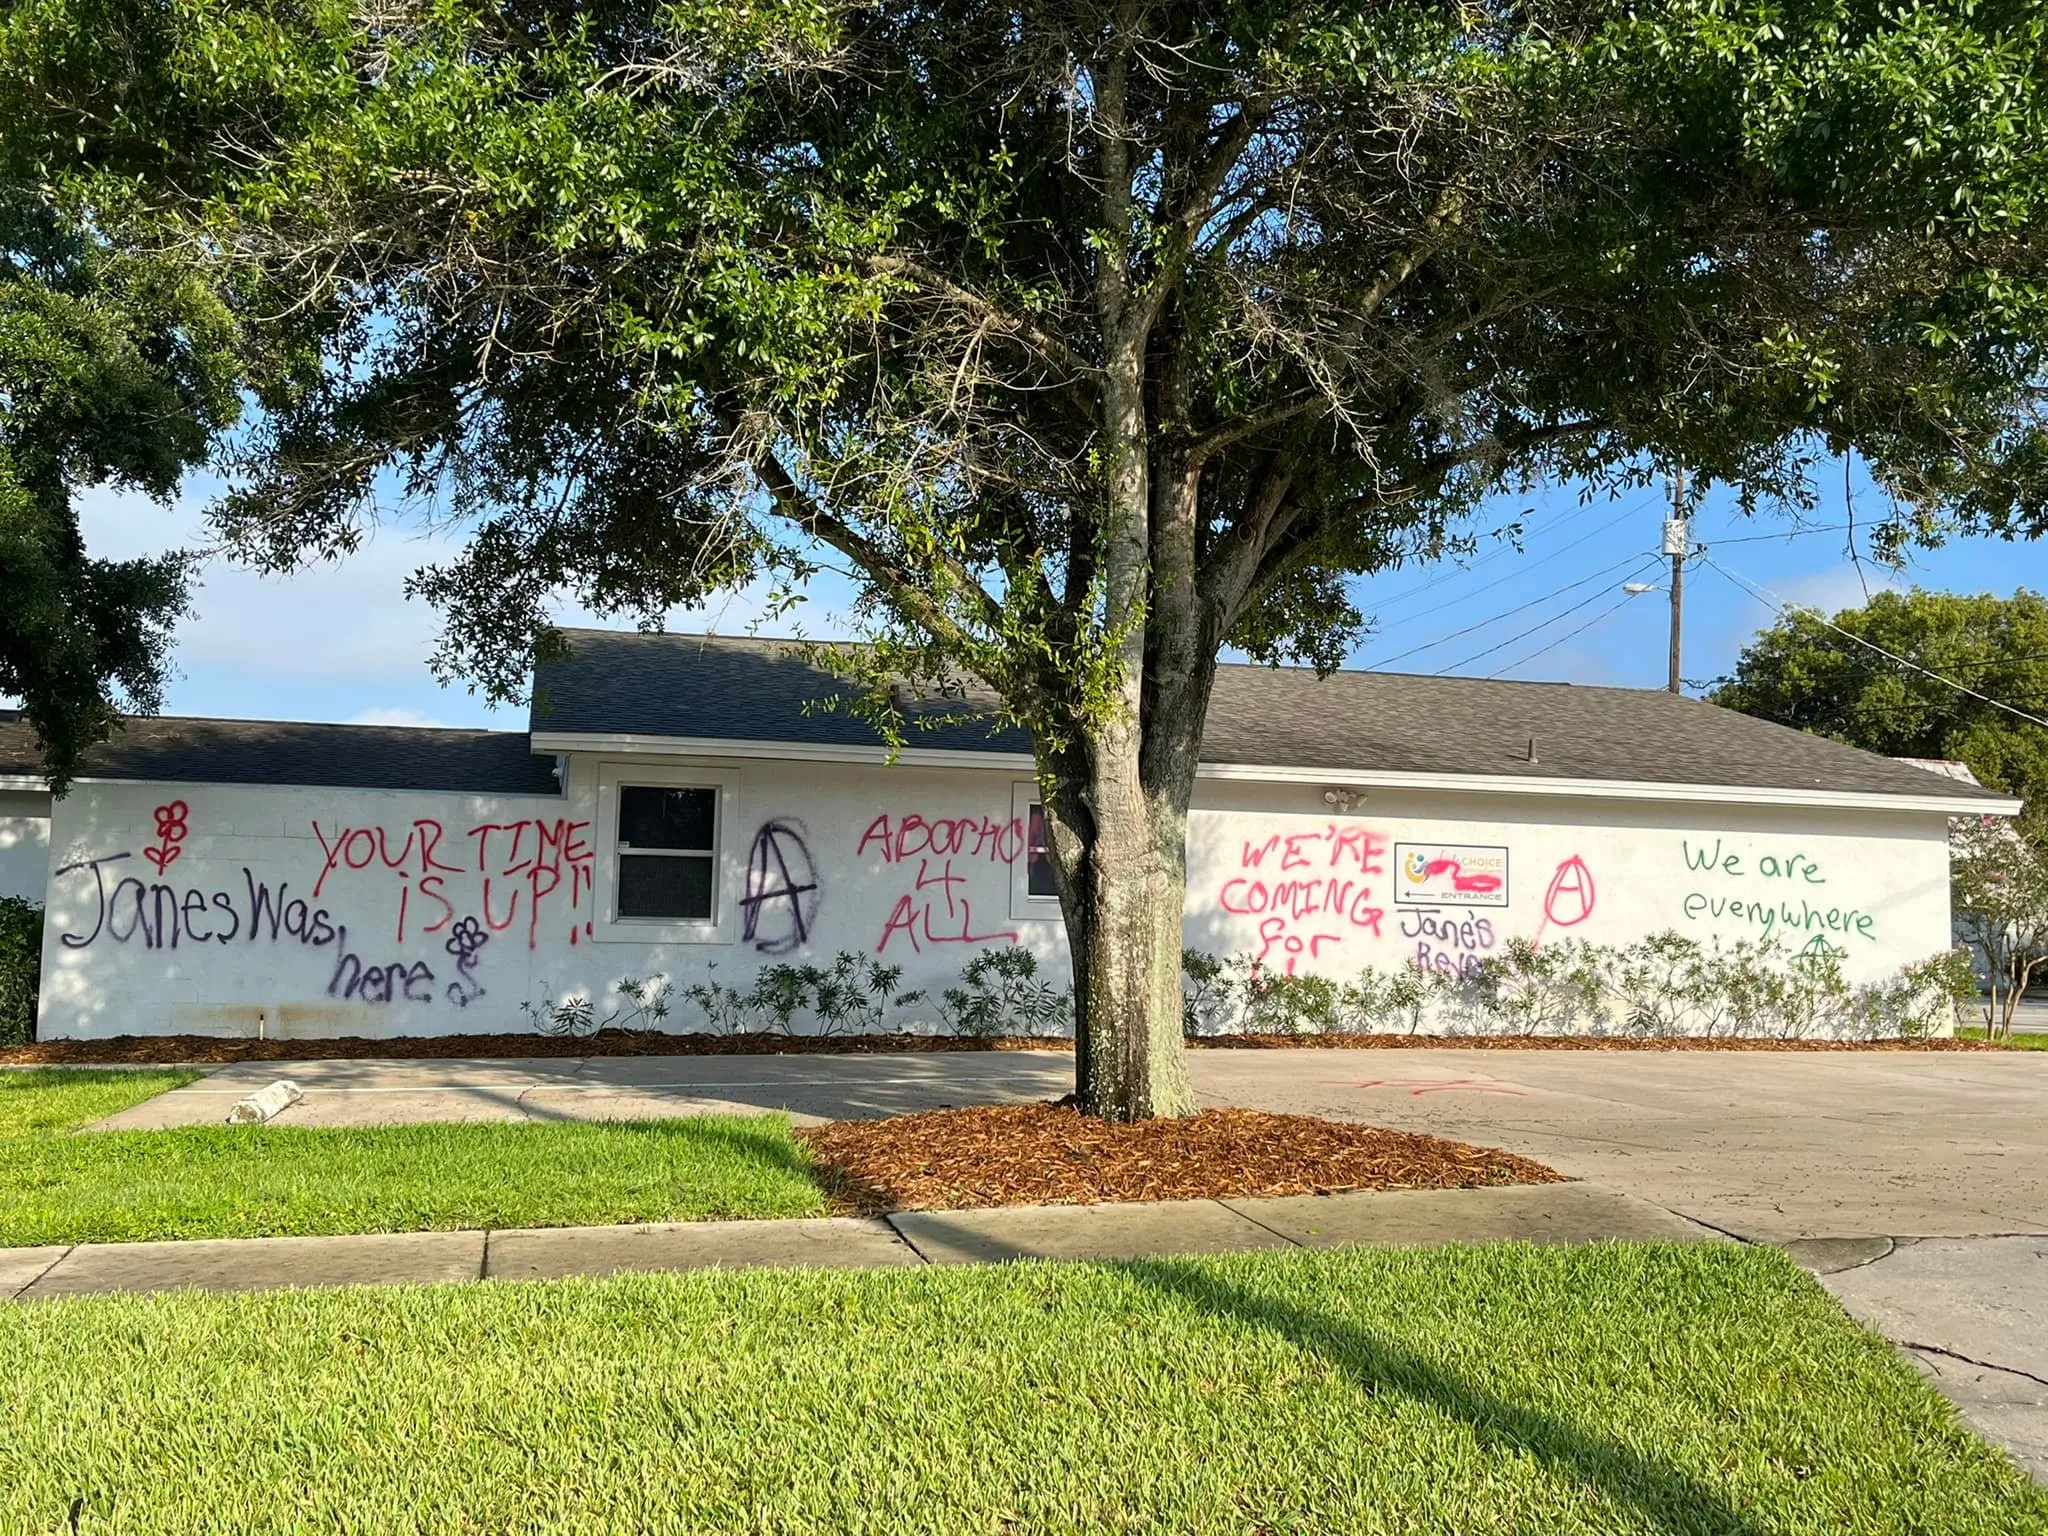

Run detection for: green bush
[[0, 897, 42, 1046], [1181, 932, 1973, 1042], [939, 948, 1071, 1038]]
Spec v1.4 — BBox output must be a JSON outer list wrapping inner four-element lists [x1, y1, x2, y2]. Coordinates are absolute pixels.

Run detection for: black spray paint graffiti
[[444, 915, 490, 1007], [57, 855, 341, 952], [1399, 908, 1497, 979], [54, 851, 495, 1009], [741, 819, 820, 955]]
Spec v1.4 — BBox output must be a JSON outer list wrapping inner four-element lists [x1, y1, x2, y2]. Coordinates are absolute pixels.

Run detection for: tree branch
[[864, 254, 1099, 385]]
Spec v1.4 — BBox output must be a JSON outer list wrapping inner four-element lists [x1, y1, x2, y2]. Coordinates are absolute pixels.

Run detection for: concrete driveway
[[70, 1042, 2048, 1480], [91, 1045, 2047, 1240]]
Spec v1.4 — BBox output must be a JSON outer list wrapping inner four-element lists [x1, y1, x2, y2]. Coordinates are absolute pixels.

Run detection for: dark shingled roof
[[0, 712, 560, 796], [531, 629, 2008, 804]]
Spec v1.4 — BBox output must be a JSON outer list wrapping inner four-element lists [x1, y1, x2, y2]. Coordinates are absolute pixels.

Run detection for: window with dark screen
[[615, 785, 717, 920]]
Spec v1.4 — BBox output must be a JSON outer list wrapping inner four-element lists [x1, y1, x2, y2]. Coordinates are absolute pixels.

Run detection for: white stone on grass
[[225, 1080, 303, 1125]]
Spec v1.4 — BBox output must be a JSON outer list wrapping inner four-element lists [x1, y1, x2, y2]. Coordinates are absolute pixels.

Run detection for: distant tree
[[9, 0, 2048, 1115], [0, 184, 248, 790], [1951, 813, 2048, 1039], [1710, 590, 2048, 806]]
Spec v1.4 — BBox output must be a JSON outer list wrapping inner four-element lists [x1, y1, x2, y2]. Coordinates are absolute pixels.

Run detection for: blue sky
[[63, 460, 2045, 730]]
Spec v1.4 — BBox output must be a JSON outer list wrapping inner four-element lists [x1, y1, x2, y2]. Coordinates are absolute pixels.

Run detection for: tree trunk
[[1042, 748, 1198, 1122]]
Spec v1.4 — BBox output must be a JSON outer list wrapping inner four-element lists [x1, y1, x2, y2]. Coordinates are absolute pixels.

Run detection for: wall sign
[[1394, 843, 1509, 907]]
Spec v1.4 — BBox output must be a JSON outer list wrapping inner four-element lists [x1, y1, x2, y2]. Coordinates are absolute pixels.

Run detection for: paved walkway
[[1, 1181, 1710, 1301]]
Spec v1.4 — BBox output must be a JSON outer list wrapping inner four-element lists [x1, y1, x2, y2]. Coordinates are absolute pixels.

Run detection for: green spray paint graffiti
[[1677, 839, 1878, 944]]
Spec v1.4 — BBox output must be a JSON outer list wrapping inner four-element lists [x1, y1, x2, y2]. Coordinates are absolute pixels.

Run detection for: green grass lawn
[[1, 1243, 2038, 1534], [0, 1067, 200, 1134], [1957, 1024, 2048, 1048], [0, 1069, 825, 1245]]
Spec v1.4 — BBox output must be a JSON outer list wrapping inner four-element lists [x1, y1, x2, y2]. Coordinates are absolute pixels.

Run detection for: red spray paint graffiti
[[858, 812, 1023, 955], [1215, 823, 1388, 973], [142, 801, 189, 875], [311, 815, 595, 950], [1533, 855, 1597, 946]]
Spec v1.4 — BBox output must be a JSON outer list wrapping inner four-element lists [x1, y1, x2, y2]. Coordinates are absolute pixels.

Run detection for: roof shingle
[[530, 629, 2006, 803], [0, 713, 560, 796]]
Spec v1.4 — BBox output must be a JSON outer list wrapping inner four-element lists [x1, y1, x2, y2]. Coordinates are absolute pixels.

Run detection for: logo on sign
[[1393, 843, 1510, 907]]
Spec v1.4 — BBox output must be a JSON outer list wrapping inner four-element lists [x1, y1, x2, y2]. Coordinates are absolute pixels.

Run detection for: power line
[[1701, 556, 2048, 732], [1362, 490, 1664, 620], [1699, 522, 1858, 547], [1367, 550, 1658, 668], [1437, 555, 1666, 673], [1486, 590, 1644, 678]]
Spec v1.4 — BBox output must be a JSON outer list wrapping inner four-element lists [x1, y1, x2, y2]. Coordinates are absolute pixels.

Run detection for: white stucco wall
[[0, 789, 51, 904], [33, 756, 1955, 1039]]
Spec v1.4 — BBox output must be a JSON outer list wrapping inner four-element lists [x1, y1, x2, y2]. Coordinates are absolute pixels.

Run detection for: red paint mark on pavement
[[1352, 1078, 1528, 1097]]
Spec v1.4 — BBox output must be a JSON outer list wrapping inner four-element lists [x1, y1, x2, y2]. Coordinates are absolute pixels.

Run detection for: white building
[[0, 631, 2017, 1040]]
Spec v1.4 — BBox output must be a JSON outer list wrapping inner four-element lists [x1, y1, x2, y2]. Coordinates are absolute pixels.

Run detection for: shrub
[[0, 897, 40, 1046], [670, 953, 924, 1035], [805, 953, 923, 1036], [1180, 932, 1974, 1043], [939, 948, 1072, 1038]]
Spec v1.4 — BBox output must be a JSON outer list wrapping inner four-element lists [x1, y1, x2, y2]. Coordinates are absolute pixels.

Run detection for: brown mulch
[[1190, 1032, 2007, 1053], [0, 1029, 1066, 1066], [0, 1028, 2011, 1066], [795, 1102, 1562, 1215]]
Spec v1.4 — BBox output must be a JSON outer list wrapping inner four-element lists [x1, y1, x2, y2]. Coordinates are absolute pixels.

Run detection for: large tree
[[7, 0, 2046, 1115], [1711, 589, 2048, 806]]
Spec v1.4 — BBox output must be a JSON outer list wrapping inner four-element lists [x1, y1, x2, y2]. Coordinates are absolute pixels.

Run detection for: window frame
[[1009, 781, 1062, 922], [593, 761, 743, 945]]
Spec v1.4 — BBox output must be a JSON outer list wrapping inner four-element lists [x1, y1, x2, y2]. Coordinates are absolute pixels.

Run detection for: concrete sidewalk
[[1791, 1233, 2048, 1484], [1, 1180, 1711, 1301]]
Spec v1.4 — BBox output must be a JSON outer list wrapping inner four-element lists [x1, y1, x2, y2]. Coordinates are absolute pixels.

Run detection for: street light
[[1621, 582, 1663, 596]]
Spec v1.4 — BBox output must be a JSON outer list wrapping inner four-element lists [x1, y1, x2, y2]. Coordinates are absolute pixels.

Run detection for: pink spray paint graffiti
[[857, 812, 1023, 955], [1216, 824, 1389, 974]]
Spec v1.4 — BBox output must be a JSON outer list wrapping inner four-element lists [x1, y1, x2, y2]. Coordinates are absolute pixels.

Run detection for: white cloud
[[75, 482, 460, 678], [347, 707, 449, 728], [1774, 564, 1900, 620]]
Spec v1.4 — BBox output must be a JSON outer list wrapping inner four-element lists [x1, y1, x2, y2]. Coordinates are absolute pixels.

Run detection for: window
[[615, 784, 717, 921], [1026, 803, 1058, 897], [1009, 781, 1059, 921]]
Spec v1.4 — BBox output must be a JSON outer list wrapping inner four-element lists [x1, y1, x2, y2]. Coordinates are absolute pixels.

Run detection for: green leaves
[[1711, 587, 2048, 806], [0, 184, 248, 788], [3, 0, 2045, 791]]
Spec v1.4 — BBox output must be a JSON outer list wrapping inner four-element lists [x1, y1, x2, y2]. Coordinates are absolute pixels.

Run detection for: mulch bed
[[0, 1028, 2011, 1066], [1189, 1033, 2007, 1052], [795, 1103, 1563, 1214], [0, 1029, 1063, 1066]]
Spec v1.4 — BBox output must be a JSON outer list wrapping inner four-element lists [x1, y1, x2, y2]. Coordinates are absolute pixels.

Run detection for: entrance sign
[[1394, 843, 1510, 907]]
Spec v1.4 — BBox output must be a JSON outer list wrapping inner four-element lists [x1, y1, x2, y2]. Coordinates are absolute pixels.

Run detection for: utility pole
[[1662, 469, 1687, 694]]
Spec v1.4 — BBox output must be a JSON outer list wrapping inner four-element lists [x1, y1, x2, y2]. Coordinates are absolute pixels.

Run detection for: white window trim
[[593, 760, 743, 944], [1009, 781, 1061, 922]]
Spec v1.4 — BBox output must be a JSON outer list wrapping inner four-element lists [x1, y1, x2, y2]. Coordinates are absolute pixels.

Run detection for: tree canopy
[[6, 0, 2046, 1110], [1711, 588, 2048, 807]]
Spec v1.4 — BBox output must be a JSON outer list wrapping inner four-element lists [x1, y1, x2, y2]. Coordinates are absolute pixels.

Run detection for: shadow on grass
[[1123, 1256, 1768, 1536]]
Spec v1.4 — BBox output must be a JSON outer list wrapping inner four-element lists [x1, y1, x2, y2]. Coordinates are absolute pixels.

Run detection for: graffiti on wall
[[857, 812, 1022, 954], [51, 801, 596, 1010], [741, 818, 820, 954], [1678, 839, 1876, 944], [1531, 854, 1597, 945], [1400, 908, 1497, 978], [1216, 823, 1389, 974], [143, 801, 188, 875], [311, 814, 596, 951], [1393, 843, 1508, 907]]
